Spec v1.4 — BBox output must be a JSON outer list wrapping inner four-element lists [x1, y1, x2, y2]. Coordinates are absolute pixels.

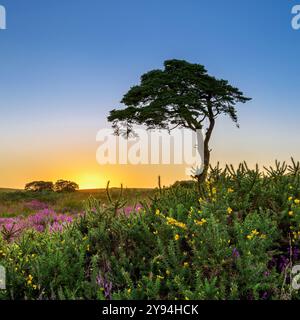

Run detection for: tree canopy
[[25, 181, 54, 192], [54, 180, 79, 193], [25, 180, 79, 193], [108, 59, 250, 133]]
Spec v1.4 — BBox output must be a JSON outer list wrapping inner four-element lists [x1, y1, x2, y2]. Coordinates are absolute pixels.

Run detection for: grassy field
[[0, 188, 19, 193]]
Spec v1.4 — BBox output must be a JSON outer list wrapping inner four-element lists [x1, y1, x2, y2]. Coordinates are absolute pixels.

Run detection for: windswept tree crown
[[108, 59, 251, 136]]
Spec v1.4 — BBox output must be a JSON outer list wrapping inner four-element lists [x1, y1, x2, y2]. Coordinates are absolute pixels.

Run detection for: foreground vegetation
[[1, 160, 300, 300]]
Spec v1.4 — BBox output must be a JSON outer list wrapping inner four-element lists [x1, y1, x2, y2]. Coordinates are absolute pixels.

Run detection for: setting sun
[[76, 173, 106, 190]]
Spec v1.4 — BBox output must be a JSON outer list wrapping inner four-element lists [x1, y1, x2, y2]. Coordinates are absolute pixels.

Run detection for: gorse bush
[[1, 159, 300, 300]]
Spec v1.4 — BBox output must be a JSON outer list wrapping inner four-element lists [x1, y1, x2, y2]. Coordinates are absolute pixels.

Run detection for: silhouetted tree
[[54, 180, 79, 193], [25, 181, 54, 192], [108, 59, 251, 185]]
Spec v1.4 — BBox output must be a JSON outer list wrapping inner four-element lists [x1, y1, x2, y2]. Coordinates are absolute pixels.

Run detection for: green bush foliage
[[1, 160, 300, 300]]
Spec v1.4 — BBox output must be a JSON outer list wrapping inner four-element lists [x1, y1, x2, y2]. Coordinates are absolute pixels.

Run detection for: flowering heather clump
[[121, 203, 143, 217], [96, 274, 113, 299], [27, 208, 74, 233], [49, 221, 64, 233], [0, 217, 25, 240], [24, 200, 48, 211], [0, 209, 74, 241], [232, 248, 240, 259]]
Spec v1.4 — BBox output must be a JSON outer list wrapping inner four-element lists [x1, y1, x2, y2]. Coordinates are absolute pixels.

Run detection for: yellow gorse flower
[[246, 229, 260, 240], [227, 207, 233, 215], [289, 211, 294, 216], [198, 197, 204, 204], [27, 274, 33, 285], [194, 218, 207, 226], [166, 217, 187, 230], [292, 231, 300, 239], [174, 234, 180, 241], [295, 199, 300, 205], [227, 188, 234, 193]]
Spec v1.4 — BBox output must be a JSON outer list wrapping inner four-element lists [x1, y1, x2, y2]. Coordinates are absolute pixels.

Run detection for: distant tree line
[[25, 180, 79, 193]]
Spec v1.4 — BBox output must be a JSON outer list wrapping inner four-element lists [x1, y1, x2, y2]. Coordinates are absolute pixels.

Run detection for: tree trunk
[[197, 117, 215, 186]]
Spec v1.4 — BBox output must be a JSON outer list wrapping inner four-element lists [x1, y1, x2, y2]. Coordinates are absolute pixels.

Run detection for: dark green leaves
[[108, 59, 251, 135]]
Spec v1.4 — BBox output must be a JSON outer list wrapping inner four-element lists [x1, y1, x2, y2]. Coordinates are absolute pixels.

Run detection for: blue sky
[[0, 0, 300, 188]]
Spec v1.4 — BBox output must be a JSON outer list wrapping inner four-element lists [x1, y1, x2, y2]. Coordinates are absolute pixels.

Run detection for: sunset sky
[[1, 0, 300, 189]]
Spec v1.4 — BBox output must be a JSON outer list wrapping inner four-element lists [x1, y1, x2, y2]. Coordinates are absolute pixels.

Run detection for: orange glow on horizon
[[74, 173, 106, 190]]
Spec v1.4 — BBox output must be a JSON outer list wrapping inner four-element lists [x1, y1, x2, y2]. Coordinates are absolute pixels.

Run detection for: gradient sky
[[0, 0, 300, 189]]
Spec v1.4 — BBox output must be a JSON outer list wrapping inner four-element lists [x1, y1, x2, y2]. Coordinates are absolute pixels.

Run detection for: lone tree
[[25, 181, 54, 192], [54, 180, 79, 193], [108, 59, 251, 184]]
